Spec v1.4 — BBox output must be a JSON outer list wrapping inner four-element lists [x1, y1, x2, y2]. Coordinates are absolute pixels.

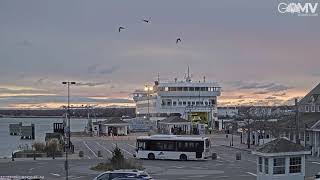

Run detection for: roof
[[278, 113, 320, 130], [256, 138, 307, 154], [137, 134, 208, 141], [299, 83, 320, 104], [104, 117, 128, 124], [159, 116, 191, 124], [158, 81, 219, 88]]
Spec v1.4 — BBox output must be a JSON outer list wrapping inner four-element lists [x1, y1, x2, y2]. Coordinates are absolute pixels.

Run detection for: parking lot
[[0, 134, 319, 180]]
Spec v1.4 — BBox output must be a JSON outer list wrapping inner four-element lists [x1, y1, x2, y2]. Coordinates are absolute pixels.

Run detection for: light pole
[[144, 85, 153, 121], [62, 81, 76, 180]]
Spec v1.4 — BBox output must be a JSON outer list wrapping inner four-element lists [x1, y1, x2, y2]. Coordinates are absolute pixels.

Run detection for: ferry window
[[192, 101, 195, 105], [183, 101, 187, 105], [178, 101, 182, 106], [173, 101, 177, 106], [289, 157, 301, 173], [177, 87, 183, 91], [199, 101, 203, 105], [200, 87, 206, 91], [165, 87, 169, 91], [167, 101, 171, 106], [273, 158, 285, 174], [211, 99, 216, 105], [208, 87, 212, 91], [189, 87, 194, 91], [205, 101, 208, 105], [196, 101, 200, 105], [195, 87, 200, 91], [187, 101, 191, 106], [183, 87, 188, 91]]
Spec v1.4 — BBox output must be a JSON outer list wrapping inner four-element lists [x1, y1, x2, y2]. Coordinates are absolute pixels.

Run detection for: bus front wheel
[[180, 154, 187, 161], [148, 153, 155, 160]]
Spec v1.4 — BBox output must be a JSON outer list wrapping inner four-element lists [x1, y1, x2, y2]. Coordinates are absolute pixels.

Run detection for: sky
[[0, 0, 319, 109]]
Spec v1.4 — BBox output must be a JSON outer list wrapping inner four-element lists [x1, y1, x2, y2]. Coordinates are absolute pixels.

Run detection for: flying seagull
[[142, 17, 151, 23], [118, 26, 125, 32], [176, 38, 182, 44]]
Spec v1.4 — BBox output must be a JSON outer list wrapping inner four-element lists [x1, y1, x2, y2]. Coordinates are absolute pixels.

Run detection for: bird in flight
[[176, 38, 182, 44], [142, 17, 151, 23], [118, 26, 125, 32]]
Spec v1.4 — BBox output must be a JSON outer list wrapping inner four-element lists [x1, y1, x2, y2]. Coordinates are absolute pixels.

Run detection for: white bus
[[134, 135, 211, 160]]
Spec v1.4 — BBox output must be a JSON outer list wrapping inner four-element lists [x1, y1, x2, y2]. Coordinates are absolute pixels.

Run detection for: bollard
[[97, 151, 102, 157], [236, 152, 241, 160], [212, 153, 217, 160], [52, 152, 55, 159], [79, 151, 84, 158], [33, 153, 36, 160], [11, 152, 14, 161]]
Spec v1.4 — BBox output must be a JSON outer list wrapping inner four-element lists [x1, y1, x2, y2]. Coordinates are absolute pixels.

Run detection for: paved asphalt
[[0, 135, 319, 180]]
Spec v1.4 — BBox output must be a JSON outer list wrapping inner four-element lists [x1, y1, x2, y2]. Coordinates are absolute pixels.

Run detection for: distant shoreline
[[0, 116, 113, 119]]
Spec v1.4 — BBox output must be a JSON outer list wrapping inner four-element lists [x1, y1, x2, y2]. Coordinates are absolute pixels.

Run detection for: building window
[[265, 158, 269, 174], [312, 106, 315, 112], [173, 101, 177, 106], [273, 158, 285, 175], [258, 157, 263, 172], [318, 105, 320, 112], [289, 157, 301, 173], [306, 132, 310, 141], [305, 105, 309, 112], [183, 101, 186, 105], [178, 101, 182, 106]]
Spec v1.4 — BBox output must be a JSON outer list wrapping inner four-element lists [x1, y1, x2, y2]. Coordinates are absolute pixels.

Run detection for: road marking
[[50, 173, 61, 177], [96, 142, 112, 155], [112, 143, 133, 156], [28, 168, 35, 171], [246, 172, 257, 176], [312, 162, 320, 165], [127, 143, 136, 149], [83, 141, 98, 158]]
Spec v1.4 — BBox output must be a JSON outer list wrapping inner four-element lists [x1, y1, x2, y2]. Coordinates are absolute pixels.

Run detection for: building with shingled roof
[[158, 116, 191, 135], [253, 138, 310, 180]]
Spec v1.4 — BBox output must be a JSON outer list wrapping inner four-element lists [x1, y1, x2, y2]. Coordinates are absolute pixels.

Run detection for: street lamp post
[[62, 81, 76, 180], [144, 85, 153, 121]]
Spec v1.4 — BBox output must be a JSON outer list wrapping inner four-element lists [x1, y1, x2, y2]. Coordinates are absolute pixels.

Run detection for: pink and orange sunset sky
[[0, 0, 319, 109]]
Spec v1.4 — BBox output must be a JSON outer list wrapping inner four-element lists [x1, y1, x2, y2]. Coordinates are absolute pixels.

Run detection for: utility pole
[[62, 81, 76, 180], [295, 98, 300, 144]]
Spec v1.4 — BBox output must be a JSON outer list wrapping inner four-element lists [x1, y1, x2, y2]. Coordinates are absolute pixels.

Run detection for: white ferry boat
[[133, 68, 221, 129]]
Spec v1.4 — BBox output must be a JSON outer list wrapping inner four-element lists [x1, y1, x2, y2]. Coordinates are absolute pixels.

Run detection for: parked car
[[93, 169, 152, 180], [315, 172, 320, 180]]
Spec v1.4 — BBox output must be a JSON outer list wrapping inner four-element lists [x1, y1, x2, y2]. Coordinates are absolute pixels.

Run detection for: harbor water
[[0, 117, 87, 158]]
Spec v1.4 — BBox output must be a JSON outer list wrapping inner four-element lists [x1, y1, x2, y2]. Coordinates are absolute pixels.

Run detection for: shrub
[[91, 146, 143, 171], [32, 142, 46, 152]]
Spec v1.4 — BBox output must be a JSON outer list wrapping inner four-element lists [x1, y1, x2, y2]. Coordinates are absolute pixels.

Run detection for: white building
[[218, 106, 238, 118], [253, 138, 310, 180], [133, 69, 221, 129]]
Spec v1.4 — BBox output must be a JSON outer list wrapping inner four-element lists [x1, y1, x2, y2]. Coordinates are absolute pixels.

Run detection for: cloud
[[99, 65, 120, 75], [265, 84, 291, 92], [0, 87, 50, 95], [265, 96, 277, 100], [231, 81, 292, 92], [272, 92, 286, 97], [76, 82, 108, 87], [16, 40, 33, 47], [0, 95, 134, 108], [253, 91, 269, 95]]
